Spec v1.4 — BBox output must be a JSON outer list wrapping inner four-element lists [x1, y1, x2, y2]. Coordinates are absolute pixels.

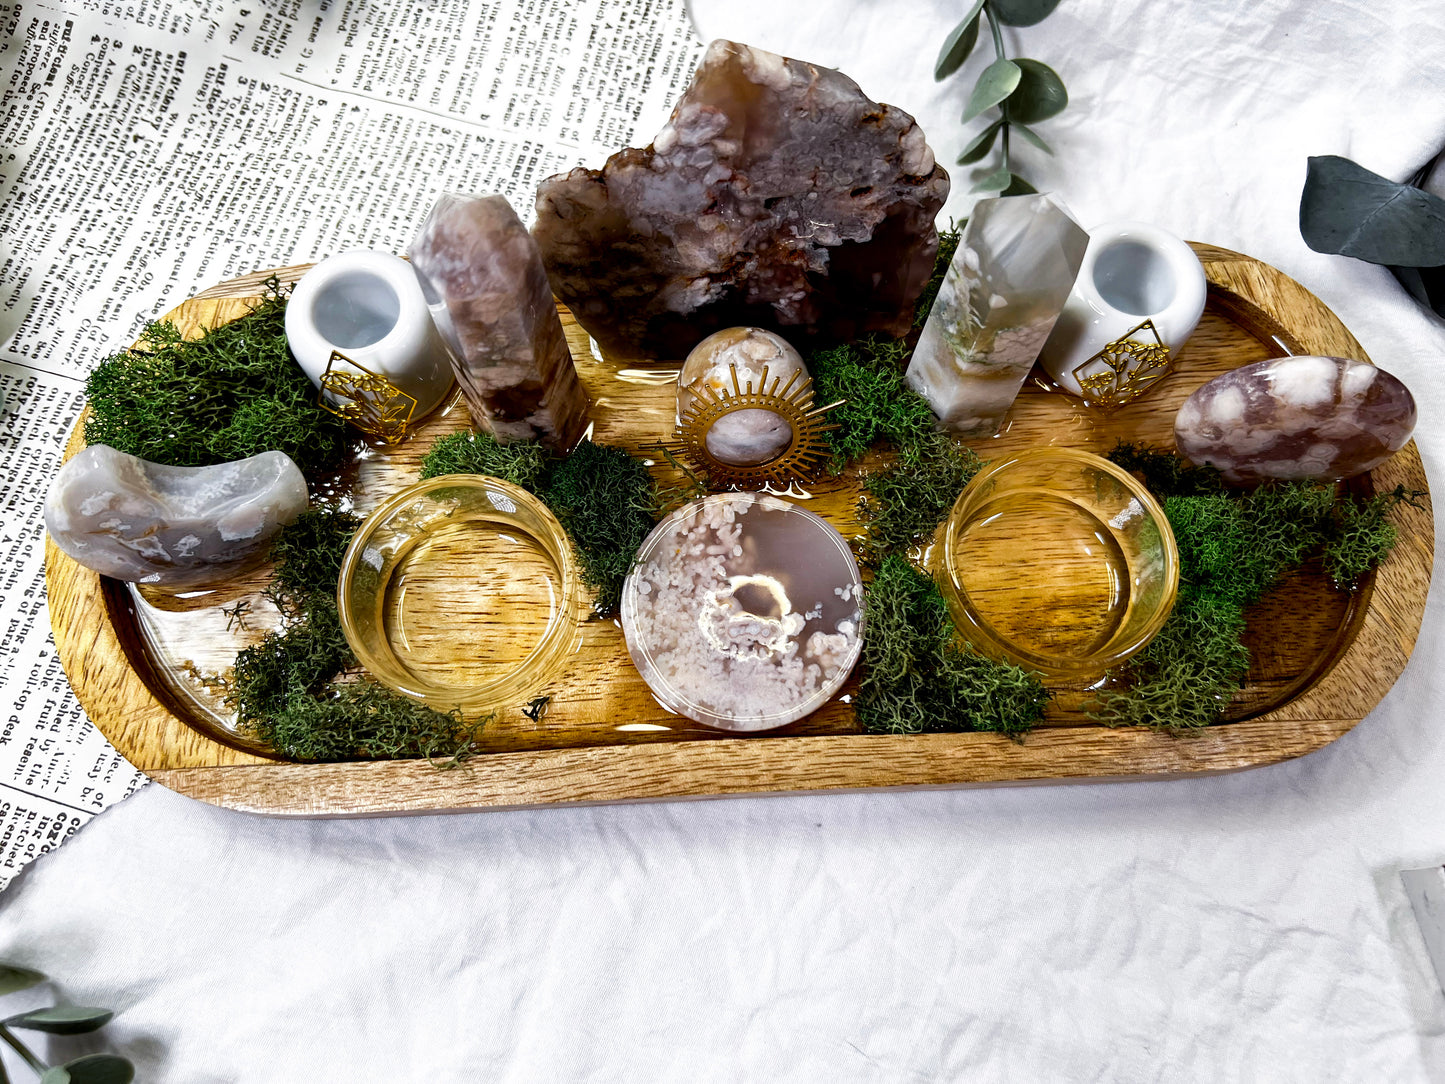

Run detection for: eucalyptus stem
[[0, 1028, 44, 1076], [984, 5, 1013, 174], [985, 3, 1006, 58]]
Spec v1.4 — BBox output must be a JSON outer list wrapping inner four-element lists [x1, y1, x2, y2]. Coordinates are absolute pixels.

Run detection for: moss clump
[[266, 508, 360, 614], [419, 434, 658, 618], [856, 555, 1049, 738], [84, 280, 350, 475], [539, 441, 656, 618], [858, 433, 983, 563], [1323, 484, 1423, 587], [1107, 440, 1223, 498], [417, 430, 553, 491], [913, 223, 962, 328], [808, 337, 938, 470], [251, 682, 484, 764], [230, 509, 481, 763], [1085, 588, 1251, 731], [1088, 447, 1409, 730]]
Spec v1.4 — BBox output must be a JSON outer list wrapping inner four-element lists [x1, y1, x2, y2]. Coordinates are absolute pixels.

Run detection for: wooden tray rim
[[44, 243, 1435, 816]]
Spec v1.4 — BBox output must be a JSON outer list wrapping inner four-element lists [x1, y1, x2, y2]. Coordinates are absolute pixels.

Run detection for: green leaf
[[971, 165, 1013, 193], [1002, 173, 1039, 196], [962, 58, 1021, 123], [0, 967, 44, 996], [6, 1007, 114, 1035], [40, 1070, 71, 1084], [990, 0, 1063, 26], [57, 1056, 133, 1084], [934, 1, 986, 80], [956, 120, 1004, 165], [1005, 59, 1068, 124], [1011, 122, 1053, 155], [1300, 155, 1445, 266]]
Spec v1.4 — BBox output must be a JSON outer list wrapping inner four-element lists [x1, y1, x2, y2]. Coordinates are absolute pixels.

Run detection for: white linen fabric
[[4, 0, 1445, 1079]]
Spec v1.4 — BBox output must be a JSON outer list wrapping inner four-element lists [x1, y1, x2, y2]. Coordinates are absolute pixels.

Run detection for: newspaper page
[[0, 0, 704, 888]]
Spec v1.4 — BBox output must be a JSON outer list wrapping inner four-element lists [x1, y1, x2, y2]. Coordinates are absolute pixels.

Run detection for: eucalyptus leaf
[[57, 1056, 134, 1084], [990, 0, 1063, 26], [1299, 155, 1445, 266], [971, 165, 1013, 193], [1011, 122, 1054, 155], [934, 1, 985, 80], [1005, 59, 1067, 124], [39, 1070, 70, 1084], [956, 120, 1004, 165], [1001, 173, 1039, 196], [1390, 264, 1445, 320], [962, 58, 1021, 123], [7, 1006, 114, 1035], [0, 967, 44, 996]]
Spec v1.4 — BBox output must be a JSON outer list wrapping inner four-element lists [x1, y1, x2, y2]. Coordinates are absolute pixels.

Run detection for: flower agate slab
[[620, 494, 863, 732], [677, 328, 808, 465], [45, 445, 308, 586], [410, 193, 590, 450], [534, 39, 949, 358], [1174, 356, 1416, 483], [905, 194, 1088, 437]]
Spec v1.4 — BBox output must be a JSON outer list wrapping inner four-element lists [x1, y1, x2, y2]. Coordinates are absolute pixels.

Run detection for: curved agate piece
[[677, 328, 808, 465], [46, 445, 309, 585], [1174, 356, 1416, 483]]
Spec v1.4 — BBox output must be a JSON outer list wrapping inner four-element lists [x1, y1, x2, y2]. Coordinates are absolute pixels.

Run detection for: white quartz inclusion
[[905, 194, 1088, 438], [622, 494, 862, 731], [677, 327, 808, 465]]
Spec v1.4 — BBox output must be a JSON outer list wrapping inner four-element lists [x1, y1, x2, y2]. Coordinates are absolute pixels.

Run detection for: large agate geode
[[534, 39, 950, 358]]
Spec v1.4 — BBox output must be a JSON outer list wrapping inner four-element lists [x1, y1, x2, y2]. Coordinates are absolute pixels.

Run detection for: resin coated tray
[[45, 245, 1434, 816]]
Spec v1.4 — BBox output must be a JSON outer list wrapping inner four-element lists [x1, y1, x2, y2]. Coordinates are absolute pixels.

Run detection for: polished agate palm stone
[[1174, 356, 1416, 483], [46, 445, 308, 585], [534, 39, 949, 359], [410, 193, 590, 450]]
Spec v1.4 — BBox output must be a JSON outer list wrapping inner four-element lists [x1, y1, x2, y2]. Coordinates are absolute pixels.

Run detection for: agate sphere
[[676, 327, 808, 466]]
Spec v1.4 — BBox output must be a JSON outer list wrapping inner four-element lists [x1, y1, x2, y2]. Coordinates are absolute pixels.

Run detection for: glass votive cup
[[932, 447, 1179, 683], [620, 493, 864, 731], [337, 475, 584, 714]]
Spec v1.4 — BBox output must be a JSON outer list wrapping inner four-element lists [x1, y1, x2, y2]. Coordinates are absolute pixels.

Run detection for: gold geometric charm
[[318, 351, 418, 446], [673, 363, 844, 488], [1071, 319, 1173, 410]]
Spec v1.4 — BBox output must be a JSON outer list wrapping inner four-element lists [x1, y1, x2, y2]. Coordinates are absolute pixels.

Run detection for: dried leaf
[[1011, 122, 1054, 155], [934, 1, 985, 80], [6, 1006, 114, 1035], [1300, 155, 1445, 266], [0, 966, 44, 996], [990, 0, 1063, 26], [1005, 59, 1068, 124], [1002, 173, 1039, 196], [962, 58, 1021, 123], [56, 1056, 134, 1084], [956, 120, 1003, 165], [971, 165, 1013, 193]]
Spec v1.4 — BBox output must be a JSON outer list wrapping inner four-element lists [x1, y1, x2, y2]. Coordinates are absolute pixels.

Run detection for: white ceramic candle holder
[[286, 251, 454, 418], [1038, 222, 1206, 403]]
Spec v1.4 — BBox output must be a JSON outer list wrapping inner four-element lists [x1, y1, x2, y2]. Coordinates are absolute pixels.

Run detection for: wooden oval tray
[[45, 245, 1433, 816]]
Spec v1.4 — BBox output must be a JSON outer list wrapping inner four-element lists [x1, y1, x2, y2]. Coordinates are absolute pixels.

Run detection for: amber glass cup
[[338, 475, 584, 714], [932, 448, 1179, 683]]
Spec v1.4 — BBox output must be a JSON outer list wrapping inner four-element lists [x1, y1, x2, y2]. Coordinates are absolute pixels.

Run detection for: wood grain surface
[[44, 245, 1435, 814]]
